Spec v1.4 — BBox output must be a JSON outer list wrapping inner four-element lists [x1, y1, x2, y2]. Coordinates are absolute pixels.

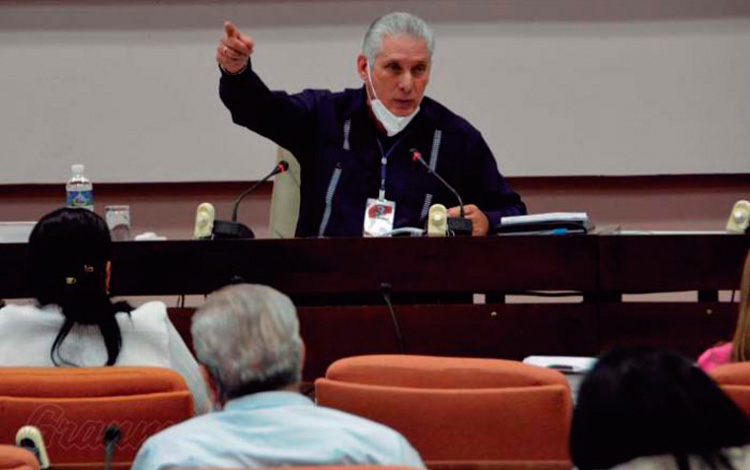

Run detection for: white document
[[501, 212, 589, 226], [523, 355, 597, 373]]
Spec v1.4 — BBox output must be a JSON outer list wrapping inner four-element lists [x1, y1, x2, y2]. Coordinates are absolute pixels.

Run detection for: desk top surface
[[0, 234, 747, 298]]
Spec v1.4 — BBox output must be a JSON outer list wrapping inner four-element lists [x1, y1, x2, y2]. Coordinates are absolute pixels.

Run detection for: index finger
[[224, 20, 238, 38]]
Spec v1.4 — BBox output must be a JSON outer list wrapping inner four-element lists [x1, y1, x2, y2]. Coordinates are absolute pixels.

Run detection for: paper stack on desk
[[496, 212, 594, 235]]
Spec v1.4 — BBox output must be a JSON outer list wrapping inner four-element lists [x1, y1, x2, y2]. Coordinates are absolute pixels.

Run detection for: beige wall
[[2, 1, 750, 183], [1, 174, 747, 240]]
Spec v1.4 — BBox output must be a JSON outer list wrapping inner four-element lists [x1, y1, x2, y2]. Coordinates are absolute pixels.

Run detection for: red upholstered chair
[[0, 446, 39, 470], [315, 355, 572, 464], [710, 362, 750, 417], [0, 367, 194, 468]]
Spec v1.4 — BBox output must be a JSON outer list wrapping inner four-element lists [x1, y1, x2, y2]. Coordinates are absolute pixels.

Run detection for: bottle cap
[[71, 164, 84, 175]]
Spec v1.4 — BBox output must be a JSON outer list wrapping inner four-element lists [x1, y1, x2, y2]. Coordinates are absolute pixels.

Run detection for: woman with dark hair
[[698, 251, 750, 371], [571, 346, 750, 470], [0, 208, 210, 414]]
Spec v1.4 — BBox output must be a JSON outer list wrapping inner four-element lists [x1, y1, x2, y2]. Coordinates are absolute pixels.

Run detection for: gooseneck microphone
[[411, 150, 465, 217], [103, 424, 122, 470], [212, 160, 290, 239], [232, 160, 290, 222], [411, 149, 472, 236]]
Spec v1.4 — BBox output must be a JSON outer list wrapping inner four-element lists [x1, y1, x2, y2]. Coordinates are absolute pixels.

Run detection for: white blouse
[[0, 300, 211, 415]]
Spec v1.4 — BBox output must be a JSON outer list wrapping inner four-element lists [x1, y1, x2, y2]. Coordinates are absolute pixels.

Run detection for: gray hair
[[191, 284, 302, 398], [362, 12, 435, 67]]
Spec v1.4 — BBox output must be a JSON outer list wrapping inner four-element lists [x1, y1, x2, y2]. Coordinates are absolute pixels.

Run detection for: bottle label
[[67, 190, 94, 210]]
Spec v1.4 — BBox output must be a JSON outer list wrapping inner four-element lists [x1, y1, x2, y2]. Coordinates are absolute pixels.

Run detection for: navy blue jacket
[[220, 65, 526, 237]]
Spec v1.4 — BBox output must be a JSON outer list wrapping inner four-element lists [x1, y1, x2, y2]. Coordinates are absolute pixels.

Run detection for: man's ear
[[201, 365, 223, 408], [356, 53, 369, 82]]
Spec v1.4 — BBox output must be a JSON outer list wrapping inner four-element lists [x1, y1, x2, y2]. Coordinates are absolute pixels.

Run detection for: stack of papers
[[497, 212, 593, 235]]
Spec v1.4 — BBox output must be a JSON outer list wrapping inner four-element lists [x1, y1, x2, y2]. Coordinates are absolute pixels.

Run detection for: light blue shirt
[[132, 391, 425, 469]]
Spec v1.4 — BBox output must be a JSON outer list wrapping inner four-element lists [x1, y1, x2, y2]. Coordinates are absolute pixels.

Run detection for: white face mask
[[366, 64, 420, 137]]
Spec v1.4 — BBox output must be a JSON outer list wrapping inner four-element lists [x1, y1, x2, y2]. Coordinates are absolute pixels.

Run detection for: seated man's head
[[191, 284, 303, 403], [571, 346, 750, 470], [357, 12, 434, 118]]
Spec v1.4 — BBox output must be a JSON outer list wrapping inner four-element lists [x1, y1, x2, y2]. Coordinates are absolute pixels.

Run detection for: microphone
[[726, 200, 750, 234], [212, 161, 290, 239], [427, 204, 448, 237], [411, 149, 472, 236], [16, 425, 50, 469], [193, 202, 215, 239], [103, 424, 122, 470]]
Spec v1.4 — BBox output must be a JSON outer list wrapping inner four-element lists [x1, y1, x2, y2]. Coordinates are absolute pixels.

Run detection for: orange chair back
[[0, 446, 39, 470], [711, 362, 750, 417], [315, 355, 572, 462], [427, 461, 571, 470], [0, 367, 193, 467]]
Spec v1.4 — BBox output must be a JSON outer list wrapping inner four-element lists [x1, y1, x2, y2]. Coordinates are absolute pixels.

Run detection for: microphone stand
[[411, 150, 472, 236], [212, 161, 289, 239]]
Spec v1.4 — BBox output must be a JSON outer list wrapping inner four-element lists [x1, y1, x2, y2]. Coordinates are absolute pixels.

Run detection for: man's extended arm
[[217, 21, 316, 157]]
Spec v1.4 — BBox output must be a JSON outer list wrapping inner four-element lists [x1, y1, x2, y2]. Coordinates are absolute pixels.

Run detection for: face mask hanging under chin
[[366, 65, 420, 137]]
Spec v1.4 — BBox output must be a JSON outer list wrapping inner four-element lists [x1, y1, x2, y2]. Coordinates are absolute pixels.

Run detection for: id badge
[[363, 198, 396, 237]]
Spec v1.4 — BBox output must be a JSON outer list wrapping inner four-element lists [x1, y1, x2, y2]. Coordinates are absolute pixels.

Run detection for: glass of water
[[104, 205, 132, 241]]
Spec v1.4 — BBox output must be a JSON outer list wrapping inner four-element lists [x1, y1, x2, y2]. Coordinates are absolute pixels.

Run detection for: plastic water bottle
[[66, 164, 94, 211]]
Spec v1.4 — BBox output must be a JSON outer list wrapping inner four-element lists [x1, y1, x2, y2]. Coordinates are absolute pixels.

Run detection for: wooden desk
[[597, 234, 749, 358], [1, 235, 748, 378]]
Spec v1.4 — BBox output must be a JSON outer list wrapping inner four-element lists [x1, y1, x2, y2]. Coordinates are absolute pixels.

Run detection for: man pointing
[[217, 12, 526, 237]]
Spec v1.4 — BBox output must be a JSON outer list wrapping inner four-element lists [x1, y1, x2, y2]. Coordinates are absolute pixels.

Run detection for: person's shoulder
[[697, 342, 733, 372], [129, 300, 167, 317], [315, 406, 423, 465], [421, 96, 480, 136], [152, 412, 211, 439], [0, 303, 60, 324], [0, 304, 28, 329], [0, 303, 38, 316], [118, 301, 169, 329], [139, 413, 216, 451], [133, 415, 215, 469]]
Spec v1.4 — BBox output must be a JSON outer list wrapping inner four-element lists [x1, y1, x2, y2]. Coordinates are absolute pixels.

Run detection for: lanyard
[[375, 135, 405, 201]]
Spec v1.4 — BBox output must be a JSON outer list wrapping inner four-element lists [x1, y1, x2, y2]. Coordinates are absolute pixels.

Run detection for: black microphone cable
[[103, 424, 122, 470], [380, 282, 405, 354]]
